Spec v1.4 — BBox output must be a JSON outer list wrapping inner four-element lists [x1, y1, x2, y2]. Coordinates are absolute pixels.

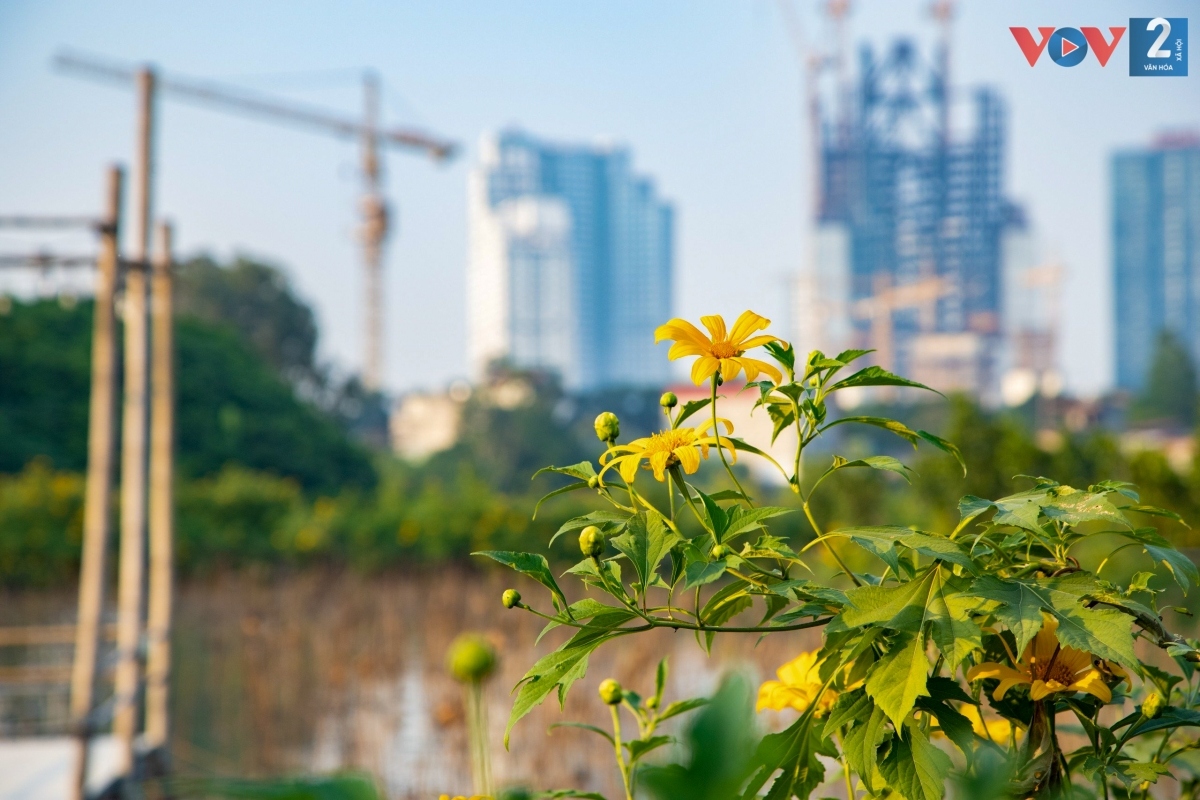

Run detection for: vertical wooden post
[[144, 221, 174, 756], [69, 165, 124, 800], [114, 66, 156, 777]]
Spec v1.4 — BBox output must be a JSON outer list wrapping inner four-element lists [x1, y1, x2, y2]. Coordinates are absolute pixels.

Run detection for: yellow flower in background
[[967, 615, 1118, 703], [599, 420, 735, 483], [756, 651, 836, 716], [961, 704, 1021, 744], [655, 311, 783, 385]]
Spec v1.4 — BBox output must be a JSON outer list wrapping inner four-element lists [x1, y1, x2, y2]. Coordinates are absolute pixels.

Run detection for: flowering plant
[[482, 312, 1200, 799]]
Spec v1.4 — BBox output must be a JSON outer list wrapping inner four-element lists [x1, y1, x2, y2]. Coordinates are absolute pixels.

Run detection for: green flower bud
[[599, 678, 623, 705], [711, 543, 731, 559], [588, 475, 600, 489], [594, 412, 620, 443], [446, 633, 496, 683], [502, 589, 521, 609], [1141, 691, 1165, 719], [580, 525, 605, 558], [659, 392, 678, 408]]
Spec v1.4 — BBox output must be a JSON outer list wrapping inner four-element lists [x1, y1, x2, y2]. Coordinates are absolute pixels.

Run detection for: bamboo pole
[[144, 221, 174, 755], [113, 66, 156, 778], [69, 165, 123, 800]]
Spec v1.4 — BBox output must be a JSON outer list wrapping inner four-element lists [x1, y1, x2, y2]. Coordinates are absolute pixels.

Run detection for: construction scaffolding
[[787, 1, 1027, 402]]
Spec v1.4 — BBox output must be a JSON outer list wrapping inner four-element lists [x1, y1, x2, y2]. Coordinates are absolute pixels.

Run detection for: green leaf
[[723, 506, 793, 541], [683, 560, 727, 590], [533, 481, 589, 518], [536, 598, 626, 644], [505, 617, 632, 746], [916, 430, 966, 477], [657, 697, 708, 722], [533, 461, 598, 482], [825, 454, 913, 483], [674, 397, 713, 427], [475, 551, 570, 613], [866, 633, 930, 727], [832, 348, 874, 365], [1143, 543, 1199, 593], [828, 365, 941, 395], [958, 495, 995, 525], [627, 735, 673, 763], [725, 437, 791, 483], [973, 575, 1137, 667], [832, 526, 976, 572], [836, 570, 938, 634], [751, 716, 832, 800], [1124, 706, 1200, 738], [700, 581, 753, 651], [839, 703, 888, 795], [695, 488, 729, 537], [550, 510, 629, 547], [1041, 489, 1129, 528], [879, 722, 951, 800], [534, 790, 609, 800], [915, 695, 974, 756], [609, 511, 682, 597], [820, 415, 920, 444]]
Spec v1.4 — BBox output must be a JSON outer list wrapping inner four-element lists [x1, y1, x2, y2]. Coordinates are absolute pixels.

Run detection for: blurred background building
[[467, 130, 674, 391], [794, 36, 1028, 403], [1113, 132, 1200, 392]]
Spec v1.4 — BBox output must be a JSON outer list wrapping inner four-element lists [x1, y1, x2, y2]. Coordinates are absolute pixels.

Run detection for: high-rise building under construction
[[796, 39, 1028, 400], [467, 130, 674, 391]]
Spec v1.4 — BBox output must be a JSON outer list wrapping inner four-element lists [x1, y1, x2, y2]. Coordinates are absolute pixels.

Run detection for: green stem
[[711, 377, 752, 505], [802, 498, 862, 588], [466, 679, 492, 797], [611, 705, 634, 800], [517, 602, 833, 634]]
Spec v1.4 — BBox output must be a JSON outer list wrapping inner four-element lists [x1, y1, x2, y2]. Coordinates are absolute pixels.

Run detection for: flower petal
[[691, 356, 720, 385], [655, 318, 711, 347], [1067, 669, 1112, 703], [619, 454, 641, 484], [668, 340, 710, 361], [648, 450, 672, 482], [737, 334, 780, 351], [718, 358, 743, 382], [674, 444, 701, 475], [729, 310, 771, 345], [700, 315, 728, 342]]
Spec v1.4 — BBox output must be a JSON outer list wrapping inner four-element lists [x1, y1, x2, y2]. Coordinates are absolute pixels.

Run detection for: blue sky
[[0, 1, 1196, 396]]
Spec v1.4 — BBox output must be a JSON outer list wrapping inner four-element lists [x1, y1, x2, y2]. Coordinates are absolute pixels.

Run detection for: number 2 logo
[[1146, 17, 1172, 58]]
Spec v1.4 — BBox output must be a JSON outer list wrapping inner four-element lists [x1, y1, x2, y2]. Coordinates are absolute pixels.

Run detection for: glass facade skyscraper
[[1113, 135, 1200, 391], [468, 130, 673, 391]]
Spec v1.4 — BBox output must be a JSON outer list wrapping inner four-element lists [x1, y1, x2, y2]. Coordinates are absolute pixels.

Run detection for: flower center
[[710, 341, 740, 359], [1031, 657, 1077, 686], [647, 428, 696, 459]]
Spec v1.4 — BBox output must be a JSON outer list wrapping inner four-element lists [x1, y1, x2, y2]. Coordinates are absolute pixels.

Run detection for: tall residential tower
[[1113, 133, 1200, 392], [468, 130, 673, 391]]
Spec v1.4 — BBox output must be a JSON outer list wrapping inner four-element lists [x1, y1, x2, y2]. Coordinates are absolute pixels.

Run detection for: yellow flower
[[966, 615, 1119, 703], [756, 651, 837, 716], [655, 311, 783, 385], [599, 420, 735, 483], [961, 704, 1021, 744]]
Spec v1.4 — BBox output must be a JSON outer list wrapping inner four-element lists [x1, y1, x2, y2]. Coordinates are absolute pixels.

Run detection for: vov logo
[[1010, 26, 1126, 67]]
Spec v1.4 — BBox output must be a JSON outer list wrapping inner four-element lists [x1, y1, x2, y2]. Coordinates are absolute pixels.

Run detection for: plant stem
[[611, 704, 634, 800], [711, 377, 752, 505], [802, 498, 862, 588], [466, 679, 492, 797]]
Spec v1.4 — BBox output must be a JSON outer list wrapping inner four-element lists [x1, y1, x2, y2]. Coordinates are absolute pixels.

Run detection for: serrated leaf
[[833, 528, 977, 573], [657, 697, 708, 722], [1041, 490, 1129, 528], [533, 461, 598, 482], [536, 598, 626, 644], [828, 365, 941, 395], [627, 734, 674, 763], [879, 722, 951, 800], [476, 550, 570, 613], [675, 397, 713, 427], [506, 618, 631, 746], [535, 790, 609, 800], [550, 510, 630, 547], [866, 633, 930, 727], [915, 696, 973, 756], [753, 716, 832, 800], [1143, 543, 1199, 593], [610, 511, 681, 597], [684, 560, 727, 590], [917, 429, 966, 477], [723, 506, 794, 541], [820, 415, 920, 445], [973, 575, 1137, 667], [695, 488, 729, 537], [828, 455, 913, 483], [839, 703, 888, 795], [958, 495, 995, 524], [1124, 706, 1200, 738]]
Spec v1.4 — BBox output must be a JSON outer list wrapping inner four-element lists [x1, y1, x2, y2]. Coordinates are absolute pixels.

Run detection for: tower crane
[[55, 51, 458, 393]]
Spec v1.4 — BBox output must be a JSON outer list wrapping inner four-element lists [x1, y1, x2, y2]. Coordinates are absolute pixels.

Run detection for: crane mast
[[56, 52, 457, 393]]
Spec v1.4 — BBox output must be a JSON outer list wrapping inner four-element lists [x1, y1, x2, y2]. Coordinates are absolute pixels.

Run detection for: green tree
[[1132, 330, 1198, 427], [175, 255, 319, 384]]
